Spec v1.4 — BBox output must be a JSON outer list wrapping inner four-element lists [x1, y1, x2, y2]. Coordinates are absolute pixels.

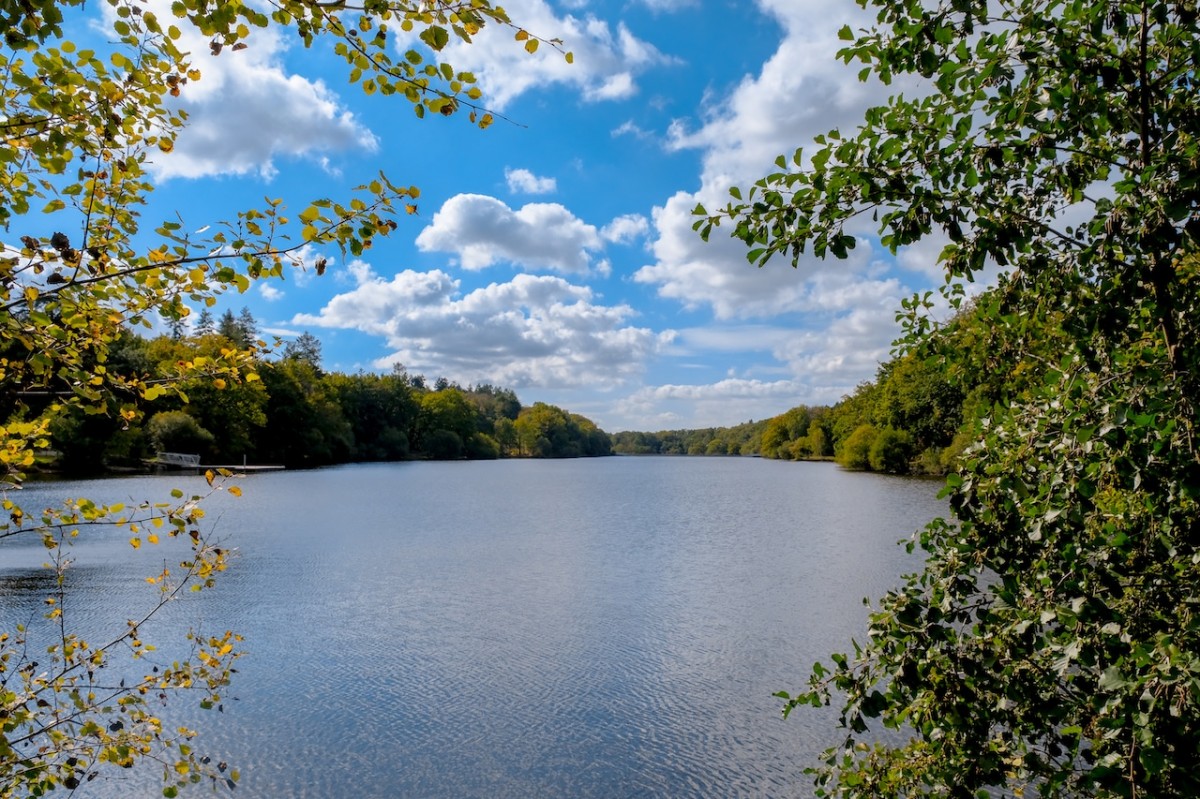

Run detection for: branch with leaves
[[701, 0, 1200, 793]]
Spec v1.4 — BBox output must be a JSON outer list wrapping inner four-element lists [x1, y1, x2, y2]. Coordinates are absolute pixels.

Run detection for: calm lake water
[[1, 458, 945, 798]]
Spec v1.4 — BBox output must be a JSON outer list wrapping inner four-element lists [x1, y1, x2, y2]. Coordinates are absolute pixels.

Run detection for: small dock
[[203, 463, 286, 473], [149, 453, 285, 473]]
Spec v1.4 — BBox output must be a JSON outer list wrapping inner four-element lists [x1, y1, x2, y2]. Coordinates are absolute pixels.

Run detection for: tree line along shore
[[24, 280, 1039, 479], [9, 308, 612, 473]]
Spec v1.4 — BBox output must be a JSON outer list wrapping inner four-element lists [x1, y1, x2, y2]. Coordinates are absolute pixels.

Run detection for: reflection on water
[[0, 459, 946, 798]]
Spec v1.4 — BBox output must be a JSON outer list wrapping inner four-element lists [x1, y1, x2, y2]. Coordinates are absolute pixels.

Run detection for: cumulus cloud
[[339, 259, 377, 287], [635, 0, 906, 318], [607, 0, 944, 430], [505, 168, 558, 195], [601, 214, 650, 245], [294, 269, 672, 388], [259, 283, 284, 302], [125, 2, 376, 180], [415, 194, 604, 274], [406, 0, 675, 110]]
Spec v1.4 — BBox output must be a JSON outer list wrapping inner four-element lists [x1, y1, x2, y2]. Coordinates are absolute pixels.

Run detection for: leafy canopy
[[699, 0, 1200, 794], [0, 0, 564, 795]]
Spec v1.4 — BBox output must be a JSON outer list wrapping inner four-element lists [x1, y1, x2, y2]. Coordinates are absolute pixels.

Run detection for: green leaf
[[420, 25, 449, 51]]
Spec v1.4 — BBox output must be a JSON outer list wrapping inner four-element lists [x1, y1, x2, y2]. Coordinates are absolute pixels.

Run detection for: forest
[[11, 307, 612, 473]]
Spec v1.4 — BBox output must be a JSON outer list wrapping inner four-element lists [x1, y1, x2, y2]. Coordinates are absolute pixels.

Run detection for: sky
[[128, 0, 951, 433]]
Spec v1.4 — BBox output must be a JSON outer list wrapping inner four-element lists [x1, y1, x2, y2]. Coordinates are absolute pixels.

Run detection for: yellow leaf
[[129, 537, 141, 549], [565, 51, 574, 64], [525, 38, 539, 54], [227, 485, 241, 497], [213, 378, 227, 389]]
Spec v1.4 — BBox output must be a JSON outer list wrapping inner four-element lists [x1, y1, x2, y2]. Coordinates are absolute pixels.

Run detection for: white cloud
[[294, 269, 672, 388], [601, 214, 649, 244], [408, 0, 675, 110], [634, 192, 887, 320], [585, 72, 635, 102], [415, 194, 604, 274], [634, 0, 923, 317], [340, 259, 377, 287], [610, 378, 808, 431], [128, 3, 377, 180], [505, 167, 557, 195], [259, 283, 284, 302], [773, 306, 898, 387], [612, 120, 653, 140], [601, 308, 898, 430]]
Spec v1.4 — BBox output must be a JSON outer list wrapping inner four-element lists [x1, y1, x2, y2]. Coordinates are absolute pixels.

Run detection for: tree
[[165, 310, 188, 340], [866, 426, 911, 474], [325, 371, 418, 461], [760, 406, 813, 460], [0, 0, 564, 794], [147, 409, 216, 455], [493, 416, 518, 457], [512, 402, 612, 458], [836, 423, 876, 471], [194, 307, 217, 336], [873, 353, 962, 457], [256, 359, 351, 467], [217, 308, 244, 345], [282, 331, 323, 369], [237, 306, 259, 345], [700, 0, 1200, 793], [417, 386, 479, 457]]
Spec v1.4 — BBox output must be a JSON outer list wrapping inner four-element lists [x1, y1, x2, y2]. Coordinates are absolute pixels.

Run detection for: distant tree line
[[613, 288, 1043, 476], [610, 420, 768, 457], [8, 310, 610, 473]]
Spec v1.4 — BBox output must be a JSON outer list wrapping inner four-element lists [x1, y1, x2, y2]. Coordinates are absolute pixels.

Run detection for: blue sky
[[131, 0, 949, 432]]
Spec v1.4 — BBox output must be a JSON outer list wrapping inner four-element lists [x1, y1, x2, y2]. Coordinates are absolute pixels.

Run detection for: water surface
[[1, 458, 945, 797]]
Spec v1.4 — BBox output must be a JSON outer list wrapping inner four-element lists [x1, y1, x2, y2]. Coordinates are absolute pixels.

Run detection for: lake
[[0, 458, 945, 798]]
